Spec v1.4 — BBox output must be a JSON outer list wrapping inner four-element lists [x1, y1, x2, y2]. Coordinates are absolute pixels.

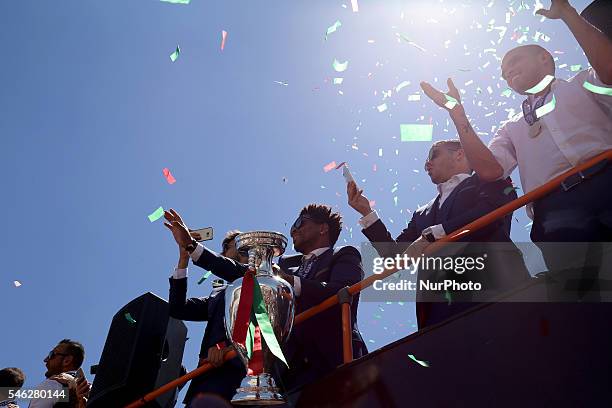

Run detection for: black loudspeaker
[[88, 292, 187, 408]]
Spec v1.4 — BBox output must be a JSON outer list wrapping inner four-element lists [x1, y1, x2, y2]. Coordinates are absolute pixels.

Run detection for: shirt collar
[[436, 172, 471, 196], [304, 247, 331, 259]]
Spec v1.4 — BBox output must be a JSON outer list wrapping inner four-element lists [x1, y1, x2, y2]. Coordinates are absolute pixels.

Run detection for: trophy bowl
[[225, 231, 294, 405]]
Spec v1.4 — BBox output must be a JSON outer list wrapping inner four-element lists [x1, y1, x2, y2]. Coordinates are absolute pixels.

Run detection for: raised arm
[[421, 79, 504, 181], [538, 0, 612, 84]]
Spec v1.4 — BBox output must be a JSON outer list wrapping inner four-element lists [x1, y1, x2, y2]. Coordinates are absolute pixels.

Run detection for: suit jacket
[[362, 174, 530, 328], [193, 245, 368, 392], [168, 277, 246, 403]]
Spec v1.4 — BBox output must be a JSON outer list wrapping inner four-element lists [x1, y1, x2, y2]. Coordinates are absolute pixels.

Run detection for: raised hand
[[535, 0, 573, 20], [347, 180, 373, 217], [420, 78, 461, 111], [163, 208, 192, 249]]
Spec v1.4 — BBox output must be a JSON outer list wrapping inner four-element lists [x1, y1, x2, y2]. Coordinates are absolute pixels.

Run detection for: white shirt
[[359, 172, 472, 239], [188, 244, 331, 296], [28, 378, 65, 408], [488, 68, 612, 218]]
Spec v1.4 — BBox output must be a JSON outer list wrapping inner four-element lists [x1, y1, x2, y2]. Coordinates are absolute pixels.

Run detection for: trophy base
[[231, 373, 286, 405]]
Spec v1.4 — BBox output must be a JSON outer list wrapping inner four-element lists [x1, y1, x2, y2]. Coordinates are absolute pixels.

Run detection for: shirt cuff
[[172, 267, 188, 279], [359, 210, 380, 229], [294, 276, 301, 297], [429, 224, 447, 240], [190, 243, 204, 262]]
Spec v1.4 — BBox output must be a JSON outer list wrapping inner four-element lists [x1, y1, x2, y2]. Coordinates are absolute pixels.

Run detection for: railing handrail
[[125, 149, 611, 408]]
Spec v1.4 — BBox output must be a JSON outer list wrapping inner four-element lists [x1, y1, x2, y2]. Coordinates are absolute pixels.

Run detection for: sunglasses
[[290, 215, 321, 233], [47, 351, 69, 360]]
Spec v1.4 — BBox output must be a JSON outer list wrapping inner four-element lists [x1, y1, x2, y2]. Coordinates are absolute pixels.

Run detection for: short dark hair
[[299, 204, 343, 246], [221, 230, 242, 254], [58, 339, 85, 369], [0, 367, 25, 388], [431, 139, 462, 151]]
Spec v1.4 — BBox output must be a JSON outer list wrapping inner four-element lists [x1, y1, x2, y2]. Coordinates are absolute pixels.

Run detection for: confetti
[[444, 290, 452, 305], [162, 168, 176, 184], [503, 186, 520, 195], [333, 77, 344, 85], [395, 81, 410, 92], [323, 161, 338, 173], [124, 312, 137, 324], [333, 59, 349, 72], [525, 74, 554, 94], [407, 94, 421, 101], [160, 0, 190, 4], [326, 20, 342, 39], [221, 30, 228, 51], [197, 271, 212, 285], [169, 45, 180, 62], [583, 81, 612, 96], [570, 64, 582, 72], [501, 88, 513, 97], [408, 354, 429, 367], [377, 103, 388, 112], [13, 280, 21, 287], [535, 94, 556, 118], [351, 0, 359, 12], [444, 94, 459, 110], [400, 124, 433, 142], [273, 81, 288, 86], [148, 206, 165, 222]]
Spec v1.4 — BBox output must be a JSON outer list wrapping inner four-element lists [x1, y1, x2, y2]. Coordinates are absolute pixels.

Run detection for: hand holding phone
[[190, 227, 214, 242]]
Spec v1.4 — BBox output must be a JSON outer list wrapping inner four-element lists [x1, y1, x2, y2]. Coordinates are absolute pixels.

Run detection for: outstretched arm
[[421, 79, 504, 181], [538, 0, 612, 84]]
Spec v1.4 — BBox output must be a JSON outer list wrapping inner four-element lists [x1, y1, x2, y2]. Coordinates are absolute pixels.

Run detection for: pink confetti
[[221, 30, 228, 51], [351, 0, 359, 12], [323, 161, 337, 173], [369, 200, 376, 208], [373, 164, 377, 172], [162, 168, 176, 184]]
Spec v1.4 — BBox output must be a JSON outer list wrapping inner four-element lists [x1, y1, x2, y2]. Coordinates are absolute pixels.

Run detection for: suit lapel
[[438, 175, 475, 221], [310, 248, 334, 280]]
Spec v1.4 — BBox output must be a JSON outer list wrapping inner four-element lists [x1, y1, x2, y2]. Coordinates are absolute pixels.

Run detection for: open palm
[[420, 78, 461, 111]]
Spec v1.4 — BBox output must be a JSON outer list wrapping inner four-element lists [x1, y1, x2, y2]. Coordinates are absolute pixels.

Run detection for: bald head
[[502, 45, 555, 94]]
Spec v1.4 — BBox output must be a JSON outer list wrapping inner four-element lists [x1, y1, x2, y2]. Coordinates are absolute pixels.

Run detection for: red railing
[[126, 150, 611, 408]]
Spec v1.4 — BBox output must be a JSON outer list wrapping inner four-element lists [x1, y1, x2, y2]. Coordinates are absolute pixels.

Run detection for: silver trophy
[[225, 231, 294, 405]]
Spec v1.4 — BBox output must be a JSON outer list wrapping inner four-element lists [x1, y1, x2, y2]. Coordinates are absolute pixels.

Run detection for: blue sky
[[1, 0, 594, 403]]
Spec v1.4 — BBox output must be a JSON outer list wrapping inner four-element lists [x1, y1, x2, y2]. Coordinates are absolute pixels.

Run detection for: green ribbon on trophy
[[252, 276, 289, 367]]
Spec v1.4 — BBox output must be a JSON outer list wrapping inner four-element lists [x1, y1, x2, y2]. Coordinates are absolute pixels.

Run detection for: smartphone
[[191, 227, 213, 242], [342, 165, 356, 184], [75, 367, 85, 381]]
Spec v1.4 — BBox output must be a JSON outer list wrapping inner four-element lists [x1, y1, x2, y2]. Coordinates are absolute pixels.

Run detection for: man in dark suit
[[167, 229, 247, 406], [163, 204, 367, 395], [347, 139, 530, 329]]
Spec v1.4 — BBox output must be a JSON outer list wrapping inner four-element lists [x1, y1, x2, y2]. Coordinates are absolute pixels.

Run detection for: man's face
[[501, 47, 549, 94], [222, 239, 241, 262], [290, 214, 324, 254], [43, 345, 71, 378], [424, 145, 460, 184]]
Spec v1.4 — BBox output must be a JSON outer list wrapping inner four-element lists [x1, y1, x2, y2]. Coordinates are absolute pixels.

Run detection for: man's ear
[[320, 223, 330, 236], [63, 355, 74, 369]]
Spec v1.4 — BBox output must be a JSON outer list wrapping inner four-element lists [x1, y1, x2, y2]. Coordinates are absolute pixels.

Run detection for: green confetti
[[124, 312, 137, 324], [535, 94, 556, 118], [501, 88, 513, 97], [525, 74, 554, 94], [148, 206, 164, 222], [503, 186, 520, 195], [444, 94, 459, 109], [169, 45, 180, 62], [197, 271, 212, 285], [333, 77, 344, 85], [325, 20, 342, 39], [332, 58, 349, 72], [570, 64, 582, 72], [444, 290, 452, 305], [160, 0, 190, 3], [408, 354, 430, 367], [400, 124, 433, 142], [583, 81, 612, 96], [395, 80, 410, 92]]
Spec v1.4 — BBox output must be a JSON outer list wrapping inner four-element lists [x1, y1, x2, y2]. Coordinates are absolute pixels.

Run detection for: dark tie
[[296, 255, 316, 278]]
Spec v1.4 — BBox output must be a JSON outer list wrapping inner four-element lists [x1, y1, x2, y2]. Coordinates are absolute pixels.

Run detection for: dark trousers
[[184, 356, 246, 407], [530, 164, 612, 301]]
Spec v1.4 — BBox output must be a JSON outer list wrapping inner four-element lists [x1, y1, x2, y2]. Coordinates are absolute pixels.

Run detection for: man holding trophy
[[164, 204, 367, 405]]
